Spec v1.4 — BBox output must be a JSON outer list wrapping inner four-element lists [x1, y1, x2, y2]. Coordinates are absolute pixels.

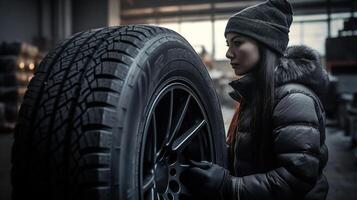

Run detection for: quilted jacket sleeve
[[234, 92, 321, 200]]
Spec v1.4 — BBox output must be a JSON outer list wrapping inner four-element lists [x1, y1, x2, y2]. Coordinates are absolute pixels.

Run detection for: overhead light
[[19, 62, 25, 69], [29, 63, 35, 70]]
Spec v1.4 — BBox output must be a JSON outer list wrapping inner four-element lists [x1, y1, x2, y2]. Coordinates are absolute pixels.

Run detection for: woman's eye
[[234, 41, 243, 47]]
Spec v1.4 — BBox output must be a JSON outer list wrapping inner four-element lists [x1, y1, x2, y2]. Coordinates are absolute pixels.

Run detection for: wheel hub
[[154, 161, 169, 194]]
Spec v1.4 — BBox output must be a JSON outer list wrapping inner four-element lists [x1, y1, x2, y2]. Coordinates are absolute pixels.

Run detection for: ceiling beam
[[121, 0, 249, 10], [121, 1, 355, 24]]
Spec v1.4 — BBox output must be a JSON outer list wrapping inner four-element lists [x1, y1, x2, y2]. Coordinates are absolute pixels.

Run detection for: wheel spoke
[[165, 89, 174, 139], [166, 95, 191, 147], [156, 193, 161, 200], [150, 188, 156, 200], [171, 120, 206, 152], [156, 90, 174, 160], [145, 187, 159, 200], [146, 111, 158, 167], [142, 174, 155, 192]]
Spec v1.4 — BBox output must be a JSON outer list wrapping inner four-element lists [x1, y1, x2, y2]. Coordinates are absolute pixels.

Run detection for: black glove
[[182, 160, 238, 200]]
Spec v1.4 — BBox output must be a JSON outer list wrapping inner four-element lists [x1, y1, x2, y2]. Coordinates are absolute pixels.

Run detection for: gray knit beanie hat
[[224, 0, 293, 55]]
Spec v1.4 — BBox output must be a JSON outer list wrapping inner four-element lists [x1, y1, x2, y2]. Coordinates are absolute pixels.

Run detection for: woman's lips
[[231, 63, 240, 68]]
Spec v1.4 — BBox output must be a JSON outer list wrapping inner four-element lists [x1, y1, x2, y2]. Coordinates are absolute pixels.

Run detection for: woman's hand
[[182, 160, 236, 200]]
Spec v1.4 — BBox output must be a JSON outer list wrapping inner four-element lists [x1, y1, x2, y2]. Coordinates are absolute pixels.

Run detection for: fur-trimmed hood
[[275, 45, 329, 99]]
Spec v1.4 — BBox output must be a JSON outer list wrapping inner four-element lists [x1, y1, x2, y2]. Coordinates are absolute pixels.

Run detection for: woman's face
[[225, 33, 260, 78]]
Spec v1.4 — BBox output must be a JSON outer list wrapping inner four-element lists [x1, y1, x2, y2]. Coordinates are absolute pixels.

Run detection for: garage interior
[[1, 0, 357, 199]]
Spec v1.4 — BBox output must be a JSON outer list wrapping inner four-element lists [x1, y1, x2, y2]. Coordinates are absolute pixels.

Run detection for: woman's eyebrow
[[227, 35, 243, 43]]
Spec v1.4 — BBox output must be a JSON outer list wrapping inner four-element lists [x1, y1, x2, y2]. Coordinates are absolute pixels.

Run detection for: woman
[[183, 0, 329, 199]]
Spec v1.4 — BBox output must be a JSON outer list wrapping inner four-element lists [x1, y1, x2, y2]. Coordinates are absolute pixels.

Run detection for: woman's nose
[[226, 48, 234, 60]]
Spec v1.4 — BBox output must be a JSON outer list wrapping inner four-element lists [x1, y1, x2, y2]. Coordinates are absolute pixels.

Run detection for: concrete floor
[[325, 128, 357, 200], [0, 109, 357, 199]]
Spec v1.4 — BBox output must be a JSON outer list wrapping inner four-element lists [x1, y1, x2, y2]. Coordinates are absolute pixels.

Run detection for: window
[[157, 12, 356, 59]]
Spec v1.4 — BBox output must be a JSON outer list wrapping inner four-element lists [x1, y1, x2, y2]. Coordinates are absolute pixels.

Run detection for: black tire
[[0, 86, 18, 103], [0, 73, 18, 87], [0, 102, 5, 123], [5, 103, 18, 122], [0, 56, 17, 73], [12, 25, 226, 200]]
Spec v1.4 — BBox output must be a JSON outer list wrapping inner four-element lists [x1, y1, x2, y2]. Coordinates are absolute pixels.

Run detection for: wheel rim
[[139, 80, 215, 200]]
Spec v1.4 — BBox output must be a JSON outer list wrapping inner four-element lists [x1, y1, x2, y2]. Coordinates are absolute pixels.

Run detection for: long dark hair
[[238, 44, 279, 169]]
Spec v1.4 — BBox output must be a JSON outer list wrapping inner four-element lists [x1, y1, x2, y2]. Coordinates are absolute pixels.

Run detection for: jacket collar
[[228, 72, 256, 102]]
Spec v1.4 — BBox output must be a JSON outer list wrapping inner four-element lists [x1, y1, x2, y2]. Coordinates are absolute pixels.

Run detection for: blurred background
[[0, 0, 357, 199]]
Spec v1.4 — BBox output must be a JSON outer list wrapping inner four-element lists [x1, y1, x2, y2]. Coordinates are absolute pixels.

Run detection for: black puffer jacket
[[228, 45, 329, 200]]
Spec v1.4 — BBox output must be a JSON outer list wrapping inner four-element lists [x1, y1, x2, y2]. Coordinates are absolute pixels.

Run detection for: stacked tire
[[0, 55, 17, 131], [12, 25, 227, 200], [0, 42, 39, 132]]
